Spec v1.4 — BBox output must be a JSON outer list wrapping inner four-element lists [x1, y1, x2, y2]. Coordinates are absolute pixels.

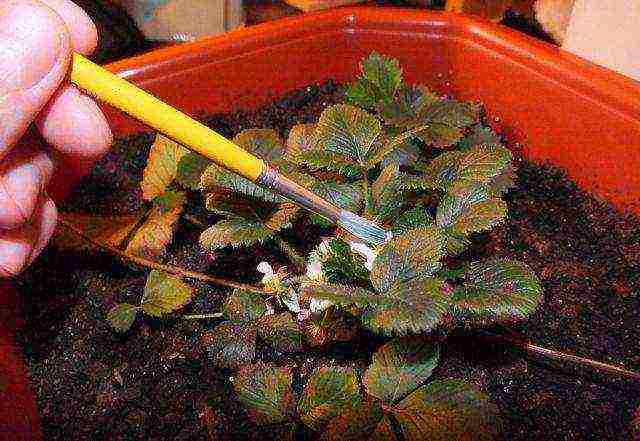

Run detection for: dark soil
[[16, 81, 640, 440]]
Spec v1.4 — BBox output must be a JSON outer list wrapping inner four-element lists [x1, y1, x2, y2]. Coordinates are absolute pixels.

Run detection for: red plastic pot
[[4, 7, 640, 438]]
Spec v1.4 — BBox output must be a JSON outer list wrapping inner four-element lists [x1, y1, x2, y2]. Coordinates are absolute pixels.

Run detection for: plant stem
[[183, 313, 224, 320], [183, 214, 208, 229], [362, 177, 373, 216], [481, 330, 640, 385], [275, 238, 305, 271], [58, 216, 265, 294]]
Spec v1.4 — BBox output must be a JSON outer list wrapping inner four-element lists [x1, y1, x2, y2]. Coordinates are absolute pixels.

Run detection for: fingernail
[[0, 1, 67, 93]]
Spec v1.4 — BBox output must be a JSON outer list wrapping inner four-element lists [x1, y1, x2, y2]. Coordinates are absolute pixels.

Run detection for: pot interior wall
[[70, 8, 640, 216]]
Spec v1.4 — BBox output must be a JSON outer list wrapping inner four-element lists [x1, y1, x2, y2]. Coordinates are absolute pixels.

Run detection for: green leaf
[[223, 289, 269, 323], [489, 163, 518, 197], [263, 202, 300, 232], [436, 186, 489, 229], [258, 313, 304, 353], [234, 128, 284, 162], [417, 150, 465, 191], [298, 365, 361, 431], [371, 227, 447, 293], [322, 237, 370, 284], [457, 125, 502, 151], [361, 278, 448, 335], [371, 163, 405, 222], [303, 312, 359, 347], [381, 138, 423, 168], [141, 134, 190, 200], [199, 217, 274, 251], [311, 180, 364, 213], [126, 189, 186, 260], [346, 52, 403, 109], [392, 203, 434, 236], [106, 303, 138, 332], [453, 198, 507, 235], [313, 104, 382, 167], [378, 84, 439, 125], [445, 233, 471, 257], [301, 283, 382, 310], [285, 123, 316, 157], [205, 321, 257, 369], [233, 362, 296, 425], [200, 164, 283, 203], [319, 399, 395, 441], [289, 150, 365, 178], [176, 152, 211, 190], [436, 185, 506, 235], [455, 145, 512, 186], [393, 380, 501, 441], [140, 270, 194, 317], [302, 279, 449, 336], [364, 337, 440, 404], [410, 99, 480, 148], [451, 259, 543, 324]]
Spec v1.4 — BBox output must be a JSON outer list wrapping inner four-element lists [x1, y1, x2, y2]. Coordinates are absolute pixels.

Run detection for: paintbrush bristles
[[338, 210, 388, 246]]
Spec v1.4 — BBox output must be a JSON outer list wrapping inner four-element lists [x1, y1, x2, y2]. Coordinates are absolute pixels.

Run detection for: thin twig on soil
[[183, 313, 224, 320], [482, 330, 640, 385], [58, 216, 265, 294]]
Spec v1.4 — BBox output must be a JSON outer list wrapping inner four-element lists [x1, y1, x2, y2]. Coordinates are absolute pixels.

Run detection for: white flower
[[385, 231, 394, 243], [281, 288, 302, 314], [257, 261, 283, 294], [305, 259, 324, 282], [349, 241, 377, 271], [265, 303, 275, 316], [317, 239, 331, 256], [257, 261, 275, 279], [305, 239, 331, 283]]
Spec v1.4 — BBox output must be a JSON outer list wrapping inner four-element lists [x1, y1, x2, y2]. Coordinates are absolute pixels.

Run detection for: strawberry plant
[[58, 52, 545, 439]]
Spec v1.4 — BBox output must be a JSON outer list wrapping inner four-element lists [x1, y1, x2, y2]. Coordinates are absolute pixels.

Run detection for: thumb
[[0, 0, 71, 158]]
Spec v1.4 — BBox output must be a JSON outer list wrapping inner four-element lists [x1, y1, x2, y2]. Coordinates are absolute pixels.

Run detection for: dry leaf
[[126, 190, 186, 260], [141, 134, 190, 200], [54, 212, 144, 251]]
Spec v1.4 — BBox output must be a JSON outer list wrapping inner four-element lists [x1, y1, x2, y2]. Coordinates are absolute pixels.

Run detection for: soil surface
[[16, 82, 640, 440]]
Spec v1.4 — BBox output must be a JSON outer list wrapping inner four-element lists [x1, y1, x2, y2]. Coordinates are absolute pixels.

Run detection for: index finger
[[38, 0, 98, 55]]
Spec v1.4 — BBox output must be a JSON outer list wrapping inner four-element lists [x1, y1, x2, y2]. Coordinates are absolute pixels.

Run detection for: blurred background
[[76, 0, 565, 64]]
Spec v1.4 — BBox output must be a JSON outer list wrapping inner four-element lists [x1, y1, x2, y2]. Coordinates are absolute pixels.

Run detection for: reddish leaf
[[364, 337, 440, 405], [233, 362, 296, 425], [54, 212, 144, 251], [393, 380, 501, 441], [298, 365, 361, 430], [320, 399, 396, 441], [141, 134, 190, 200], [126, 190, 186, 260]]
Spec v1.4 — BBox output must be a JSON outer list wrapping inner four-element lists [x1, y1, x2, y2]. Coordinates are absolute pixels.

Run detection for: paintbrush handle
[[69, 53, 344, 223], [69, 53, 266, 181]]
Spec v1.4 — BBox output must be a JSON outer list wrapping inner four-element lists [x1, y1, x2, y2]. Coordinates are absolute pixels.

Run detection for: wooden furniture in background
[[445, 0, 534, 21], [281, 0, 366, 12]]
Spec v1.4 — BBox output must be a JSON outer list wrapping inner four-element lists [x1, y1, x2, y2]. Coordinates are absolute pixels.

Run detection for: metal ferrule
[[257, 165, 341, 223]]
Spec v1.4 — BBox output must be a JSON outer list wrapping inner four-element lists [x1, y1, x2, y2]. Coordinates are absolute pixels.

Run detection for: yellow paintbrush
[[69, 53, 387, 245]]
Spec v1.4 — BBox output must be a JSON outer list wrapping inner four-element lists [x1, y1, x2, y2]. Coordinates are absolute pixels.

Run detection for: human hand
[[0, 0, 112, 277]]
